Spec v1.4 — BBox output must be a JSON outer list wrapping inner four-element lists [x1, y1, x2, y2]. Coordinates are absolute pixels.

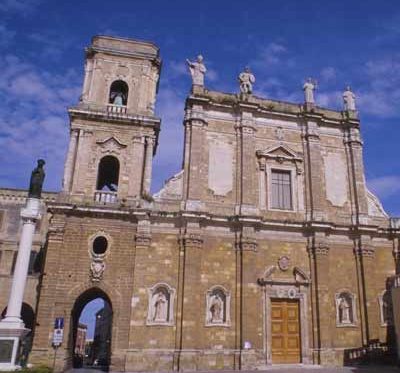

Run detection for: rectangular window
[[28, 251, 38, 275], [271, 170, 292, 210]]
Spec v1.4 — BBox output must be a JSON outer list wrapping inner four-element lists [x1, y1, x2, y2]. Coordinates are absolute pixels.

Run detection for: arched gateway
[[70, 288, 112, 369]]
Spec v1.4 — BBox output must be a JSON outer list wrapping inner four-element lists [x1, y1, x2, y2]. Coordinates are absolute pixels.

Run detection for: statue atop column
[[186, 55, 207, 86], [303, 78, 317, 104], [343, 86, 356, 111], [28, 159, 46, 199], [238, 67, 255, 94]]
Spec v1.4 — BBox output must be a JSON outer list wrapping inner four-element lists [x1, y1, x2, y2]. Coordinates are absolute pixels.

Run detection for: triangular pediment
[[257, 144, 302, 161], [96, 136, 127, 148]]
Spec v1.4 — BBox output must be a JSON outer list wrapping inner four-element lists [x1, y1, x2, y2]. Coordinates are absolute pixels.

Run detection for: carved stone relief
[[88, 230, 111, 282]]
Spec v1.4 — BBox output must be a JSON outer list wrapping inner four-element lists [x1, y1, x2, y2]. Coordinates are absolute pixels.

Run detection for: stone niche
[[146, 283, 175, 326], [205, 286, 231, 327]]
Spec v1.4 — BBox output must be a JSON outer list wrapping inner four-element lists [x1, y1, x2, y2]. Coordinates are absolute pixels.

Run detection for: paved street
[[71, 365, 400, 373]]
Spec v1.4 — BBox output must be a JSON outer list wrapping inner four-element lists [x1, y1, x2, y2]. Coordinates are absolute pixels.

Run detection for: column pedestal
[[0, 198, 41, 371]]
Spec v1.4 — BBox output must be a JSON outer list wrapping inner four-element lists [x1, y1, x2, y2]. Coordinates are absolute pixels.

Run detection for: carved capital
[[355, 245, 375, 258], [238, 237, 258, 252], [182, 233, 203, 249], [308, 242, 330, 257], [135, 233, 152, 249]]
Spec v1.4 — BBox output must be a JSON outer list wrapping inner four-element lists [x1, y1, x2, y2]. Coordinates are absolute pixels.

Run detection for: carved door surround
[[258, 265, 311, 365]]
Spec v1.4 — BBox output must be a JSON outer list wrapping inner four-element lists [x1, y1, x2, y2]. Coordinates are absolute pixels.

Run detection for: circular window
[[93, 236, 108, 255]]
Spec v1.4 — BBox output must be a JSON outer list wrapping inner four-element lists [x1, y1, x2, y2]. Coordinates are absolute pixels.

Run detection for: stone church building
[[0, 35, 399, 371]]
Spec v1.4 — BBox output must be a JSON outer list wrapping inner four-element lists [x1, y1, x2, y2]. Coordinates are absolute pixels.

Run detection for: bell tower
[[61, 35, 161, 205]]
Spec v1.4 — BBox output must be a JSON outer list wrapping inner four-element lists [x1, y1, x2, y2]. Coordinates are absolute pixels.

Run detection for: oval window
[[93, 236, 108, 255]]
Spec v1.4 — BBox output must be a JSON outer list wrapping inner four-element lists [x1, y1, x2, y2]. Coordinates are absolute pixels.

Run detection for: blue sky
[[0, 0, 399, 215]]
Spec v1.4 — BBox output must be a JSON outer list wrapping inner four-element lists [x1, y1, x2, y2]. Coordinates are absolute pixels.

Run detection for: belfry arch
[[70, 287, 113, 369]]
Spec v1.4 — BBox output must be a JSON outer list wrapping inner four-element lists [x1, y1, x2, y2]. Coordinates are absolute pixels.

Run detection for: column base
[[0, 320, 30, 371]]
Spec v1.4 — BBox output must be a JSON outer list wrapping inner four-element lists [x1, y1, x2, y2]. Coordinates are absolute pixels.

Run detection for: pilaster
[[307, 236, 330, 364], [302, 117, 327, 222]]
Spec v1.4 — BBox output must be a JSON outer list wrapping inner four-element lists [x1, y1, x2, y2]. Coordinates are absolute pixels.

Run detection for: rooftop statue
[[186, 55, 206, 86], [343, 86, 356, 111], [28, 159, 46, 199], [238, 67, 255, 94], [303, 77, 317, 104]]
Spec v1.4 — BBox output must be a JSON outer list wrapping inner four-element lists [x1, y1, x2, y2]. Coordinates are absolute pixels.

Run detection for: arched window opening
[[109, 80, 128, 106], [71, 288, 112, 369], [96, 156, 119, 192]]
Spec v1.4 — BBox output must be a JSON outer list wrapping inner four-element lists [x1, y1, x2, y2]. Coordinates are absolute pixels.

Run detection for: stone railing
[[107, 104, 127, 115], [94, 191, 118, 204]]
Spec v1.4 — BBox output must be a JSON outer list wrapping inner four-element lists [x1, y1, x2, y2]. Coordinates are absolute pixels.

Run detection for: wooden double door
[[271, 299, 301, 364]]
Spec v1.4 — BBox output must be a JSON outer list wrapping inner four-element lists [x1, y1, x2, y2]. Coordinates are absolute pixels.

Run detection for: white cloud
[[251, 42, 289, 69], [0, 54, 81, 191], [320, 66, 336, 82], [367, 175, 400, 199]]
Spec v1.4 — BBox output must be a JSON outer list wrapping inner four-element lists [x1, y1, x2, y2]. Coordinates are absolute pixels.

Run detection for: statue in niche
[[209, 293, 224, 323], [343, 86, 356, 111], [238, 67, 255, 94], [338, 295, 351, 324], [303, 77, 317, 104], [28, 159, 46, 199], [153, 290, 168, 322], [382, 291, 393, 324], [186, 55, 207, 86]]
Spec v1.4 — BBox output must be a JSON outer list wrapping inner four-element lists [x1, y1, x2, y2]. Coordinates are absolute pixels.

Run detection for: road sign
[[52, 317, 64, 346]]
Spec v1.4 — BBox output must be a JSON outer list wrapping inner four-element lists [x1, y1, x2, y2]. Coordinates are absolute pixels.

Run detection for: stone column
[[345, 126, 369, 225], [303, 118, 327, 221], [142, 136, 154, 196], [354, 238, 376, 345], [238, 228, 259, 369], [127, 136, 145, 200], [0, 198, 41, 370], [182, 105, 207, 210], [177, 223, 203, 370], [62, 129, 79, 193], [236, 108, 258, 215], [307, 238, 331, 364]]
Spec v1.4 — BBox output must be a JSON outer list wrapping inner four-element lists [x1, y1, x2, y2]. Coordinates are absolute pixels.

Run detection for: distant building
[[74, 323, 87, 356]]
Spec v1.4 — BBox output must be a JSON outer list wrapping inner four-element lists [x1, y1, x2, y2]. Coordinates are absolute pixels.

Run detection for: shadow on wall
[[344, 277, 397, 367]]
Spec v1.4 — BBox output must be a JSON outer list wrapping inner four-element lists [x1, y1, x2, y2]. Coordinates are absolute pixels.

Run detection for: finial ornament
[[343, 86, 356, 111], [238, 67, 255, 94], [28, 159, 46, 199], [186, 55, 207, 86], [303, 77, 317, 104]]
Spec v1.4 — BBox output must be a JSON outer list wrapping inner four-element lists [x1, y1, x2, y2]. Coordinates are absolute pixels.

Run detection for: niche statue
[[28, 159, 46, 199]]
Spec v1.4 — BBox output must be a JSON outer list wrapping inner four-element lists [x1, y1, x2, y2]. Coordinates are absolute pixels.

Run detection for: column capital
[[354, 245, 375, 258], [308, 241, 330, 257]]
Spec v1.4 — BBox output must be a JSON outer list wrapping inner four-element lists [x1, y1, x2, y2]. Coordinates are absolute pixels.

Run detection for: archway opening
[[109, 80, 128, 106], [96, 156, 120, 192], [71, 288, 112, 370]]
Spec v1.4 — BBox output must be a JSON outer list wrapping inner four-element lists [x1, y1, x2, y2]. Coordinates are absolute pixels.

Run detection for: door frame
[[258, 269, 311, 365]]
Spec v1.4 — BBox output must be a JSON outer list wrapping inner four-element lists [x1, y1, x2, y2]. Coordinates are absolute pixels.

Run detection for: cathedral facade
[[1, 35, 399, 371]]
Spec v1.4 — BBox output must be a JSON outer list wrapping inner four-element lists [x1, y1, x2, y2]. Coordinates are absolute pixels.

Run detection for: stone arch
[[70, 287, 113, 368], [96, 155, 120, 192]]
